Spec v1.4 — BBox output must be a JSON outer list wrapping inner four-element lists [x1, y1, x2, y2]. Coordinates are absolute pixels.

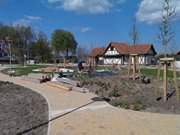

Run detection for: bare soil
[[80, 72, 180, 114], [0, 81, 49, 135]]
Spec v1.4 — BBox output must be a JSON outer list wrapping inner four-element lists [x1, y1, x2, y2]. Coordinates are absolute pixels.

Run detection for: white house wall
[[102, 56, 154, 65], [175, 61, 180, 69], [131, 56, 152, 65], [104, 58, 122, 65], [103, 47, 123, 65], [100, 46, 155, 65], [105, 48, 119, 56], [138, 56, 145, 65], [146, 55, 154, 65], [99, 57, 104, 60]]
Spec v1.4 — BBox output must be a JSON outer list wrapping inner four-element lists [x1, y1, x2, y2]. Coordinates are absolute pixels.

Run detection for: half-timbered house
[[90, 42, 157, 65]]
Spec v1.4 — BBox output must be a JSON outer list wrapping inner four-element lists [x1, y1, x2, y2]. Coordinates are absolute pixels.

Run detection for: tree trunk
[[66, 48, 69, 58]]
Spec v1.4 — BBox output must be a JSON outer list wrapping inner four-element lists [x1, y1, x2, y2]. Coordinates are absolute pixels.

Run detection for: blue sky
[[0, 0, 180, 52]]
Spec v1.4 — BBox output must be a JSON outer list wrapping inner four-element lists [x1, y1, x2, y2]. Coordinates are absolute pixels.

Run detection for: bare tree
[[77, 47, 88, 61], [158, 0, 176, 57], [129, 19, 139, 46]]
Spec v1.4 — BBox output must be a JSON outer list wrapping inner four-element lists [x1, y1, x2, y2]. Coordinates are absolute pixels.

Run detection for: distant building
[[90, 42, 157, 65], [176, 51, 180, 68], [90, 48, 105, 65], [0, 40, 10, 63], [176, 50, 180, 61], [103, 42, 129, 65], [177, 51, 180, 56], [0, 40, 9, 57]]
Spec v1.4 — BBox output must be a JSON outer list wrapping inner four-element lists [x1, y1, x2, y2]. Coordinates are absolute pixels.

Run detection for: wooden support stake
[[156, 63, 161, 96], [173, 61, 179, 101], [128, 56, 131, 78], [137, 57, 141, 75], [157, 63, 161, 81], [133, 56, 136, 80], [93, 57, 96, 70], [63, 58, 66, 68], [163, 63, 168, 102]]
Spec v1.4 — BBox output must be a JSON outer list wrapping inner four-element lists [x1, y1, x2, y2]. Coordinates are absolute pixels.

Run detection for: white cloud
[[80, 27, 92, 33], [45, 0, 126, 14], [24, 15, 42, 21], [136, 0, 180, 24], [13, 15, 42, 26]]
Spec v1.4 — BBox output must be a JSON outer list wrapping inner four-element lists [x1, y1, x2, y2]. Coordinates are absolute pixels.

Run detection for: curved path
[[0, 73, 180, 135]]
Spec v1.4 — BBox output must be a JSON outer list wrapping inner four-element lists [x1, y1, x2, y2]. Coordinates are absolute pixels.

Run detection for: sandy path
[[0, 73, 180, 135]]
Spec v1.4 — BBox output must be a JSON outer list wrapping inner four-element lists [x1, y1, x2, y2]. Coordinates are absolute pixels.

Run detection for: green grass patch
[[3, 65, 47, 76], [140, 68, 180, 79]]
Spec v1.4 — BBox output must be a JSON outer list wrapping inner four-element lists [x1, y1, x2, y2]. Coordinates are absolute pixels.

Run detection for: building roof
[[110, 42, 129, 55], [90, 48, 105, 57], [105, 42, 156, 55], [129, 44, 156, 55], [90, 42, 157, 57], [177, 51, 180, 55]]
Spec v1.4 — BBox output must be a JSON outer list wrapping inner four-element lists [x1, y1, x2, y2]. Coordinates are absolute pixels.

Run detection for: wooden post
[[128, 54, 140, 80], [159, 58, 179, 102], [157, 63, 161, 81], [173, 61, 179, 101], [93, 57, 95, 70], [133, 56, 136, 80], [137, 56, 141, 75], [63, 57, 66, 68], [128, 56, 131, 78], [156, 63, 161, 96], [163, 62, 168, 102]]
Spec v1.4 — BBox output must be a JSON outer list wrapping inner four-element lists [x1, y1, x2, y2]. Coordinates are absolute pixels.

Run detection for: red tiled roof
[[110, 42, 129, 54], [106, 42, 156, 55], [91, 42, 157, 57], [129, 44, 154, 54], [90, 48, 105, 57]]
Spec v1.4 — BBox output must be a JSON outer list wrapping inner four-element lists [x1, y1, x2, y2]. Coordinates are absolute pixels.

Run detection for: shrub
[[132, 100, 145, 111], [109, 85, 121, 97], [110, 100, 130, 109]]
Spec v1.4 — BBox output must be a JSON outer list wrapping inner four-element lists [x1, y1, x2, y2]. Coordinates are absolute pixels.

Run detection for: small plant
[[132, 100, 145, 111], [102, 83, 109, 91], [120, 102, 130, 109], [109, 85, 121, 97], [111, 100, 130, 109], [98, 87, 105, 97], [95, 90, 99, 95]]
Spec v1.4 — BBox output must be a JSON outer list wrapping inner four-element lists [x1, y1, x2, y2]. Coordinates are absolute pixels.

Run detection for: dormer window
[[110, 47, 113, 51]]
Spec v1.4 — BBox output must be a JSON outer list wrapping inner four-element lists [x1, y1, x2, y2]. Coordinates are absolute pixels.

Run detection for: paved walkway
[[0, 73, 180, 135]]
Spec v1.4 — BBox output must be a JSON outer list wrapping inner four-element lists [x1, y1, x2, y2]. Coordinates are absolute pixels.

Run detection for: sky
[[0, 0, 180, 52]]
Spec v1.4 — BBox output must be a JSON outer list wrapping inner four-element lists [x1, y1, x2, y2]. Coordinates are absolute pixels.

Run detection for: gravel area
[[0, 81, 49, 135]]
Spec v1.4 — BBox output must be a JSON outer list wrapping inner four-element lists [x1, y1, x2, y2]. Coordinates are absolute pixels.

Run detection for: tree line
[[0, 24, 78, 63]]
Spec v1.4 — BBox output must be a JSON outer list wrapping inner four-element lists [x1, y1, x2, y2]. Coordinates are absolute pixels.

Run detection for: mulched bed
[[0, 81, 49, 135], [80, 73, 180, 114]]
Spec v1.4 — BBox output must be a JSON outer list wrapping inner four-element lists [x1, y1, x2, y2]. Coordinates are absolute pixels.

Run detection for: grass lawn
[[2, 65, 47, 76], [140, 68, 180, 79]]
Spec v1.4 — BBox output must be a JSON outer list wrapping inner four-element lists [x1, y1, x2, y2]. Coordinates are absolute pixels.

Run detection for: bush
[[131, 100, 145, 111], [110, 99, 145, 111], [110, 100, 130, 109], [109, 85, 121, 97]]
